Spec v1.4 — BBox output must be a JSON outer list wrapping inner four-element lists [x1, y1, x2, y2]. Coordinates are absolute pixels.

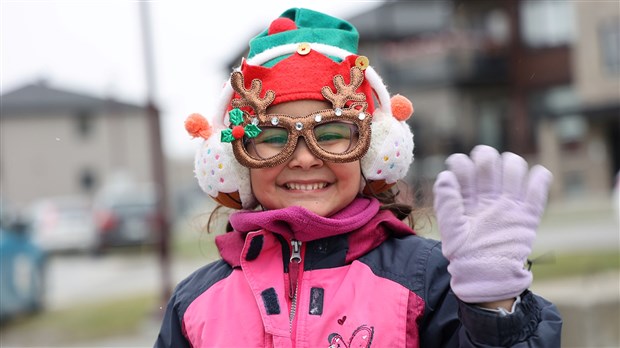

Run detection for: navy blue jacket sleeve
[[420, 241, 563, 347], [154, 286, 191, 348], [458, 290, 562, 347]]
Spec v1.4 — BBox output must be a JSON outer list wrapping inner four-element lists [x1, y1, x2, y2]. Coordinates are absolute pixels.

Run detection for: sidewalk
[[534, 195, 619, 252], [532, 271, 620, 348]]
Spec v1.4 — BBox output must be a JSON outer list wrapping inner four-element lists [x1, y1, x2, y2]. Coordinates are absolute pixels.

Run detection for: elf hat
[[185, 8, 415, 209]]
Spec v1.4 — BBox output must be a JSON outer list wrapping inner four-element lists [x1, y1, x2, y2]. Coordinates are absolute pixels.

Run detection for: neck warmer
[[215, 197, 416, 267]]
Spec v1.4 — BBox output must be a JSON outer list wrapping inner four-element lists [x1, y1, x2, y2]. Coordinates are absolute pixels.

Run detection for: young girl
[[156, 8, 562, 347]]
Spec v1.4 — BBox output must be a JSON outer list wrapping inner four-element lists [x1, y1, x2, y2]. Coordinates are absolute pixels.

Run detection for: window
[[477, 98, 508, 151], [520, 0, 575, 47], [79, 168, 96, 192], [530, 85, 580, 115], [556, 114, 587, 152], [599, 19, 620, 75], [75, 110, 93, 137], [564, 171, 585, 198]]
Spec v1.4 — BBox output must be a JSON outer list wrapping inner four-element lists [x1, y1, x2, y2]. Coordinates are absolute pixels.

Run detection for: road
[[45, 251, 210, 311]]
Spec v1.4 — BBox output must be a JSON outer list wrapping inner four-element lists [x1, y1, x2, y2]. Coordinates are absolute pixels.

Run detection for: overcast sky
[[1, 0, 383, 159]]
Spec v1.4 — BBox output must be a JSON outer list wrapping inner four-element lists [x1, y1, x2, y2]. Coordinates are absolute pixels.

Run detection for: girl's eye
[[254, 128, 288, 146], [314, 123, 352, 142], [316, 132, 347, 142], [262, 135, 287, 145]]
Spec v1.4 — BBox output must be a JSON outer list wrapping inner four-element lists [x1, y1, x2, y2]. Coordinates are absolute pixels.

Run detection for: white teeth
[[286, 182, 327, 190]]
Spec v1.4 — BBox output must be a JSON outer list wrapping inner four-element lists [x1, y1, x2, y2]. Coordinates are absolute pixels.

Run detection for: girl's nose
[[288, 138, 323, 169]]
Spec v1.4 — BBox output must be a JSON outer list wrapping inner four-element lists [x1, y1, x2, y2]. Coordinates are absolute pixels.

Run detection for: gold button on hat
[[355, 55, 369, 70], [297, 42, 311, 55]]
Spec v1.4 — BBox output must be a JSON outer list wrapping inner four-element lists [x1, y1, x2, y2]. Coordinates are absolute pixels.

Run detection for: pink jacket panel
[[295, 263, 422, 347], [182, 230, 424, 347], [183, 270, 271, 347]]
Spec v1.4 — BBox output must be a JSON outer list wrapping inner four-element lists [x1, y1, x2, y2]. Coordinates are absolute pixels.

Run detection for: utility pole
[[138, 2, 172, 309]]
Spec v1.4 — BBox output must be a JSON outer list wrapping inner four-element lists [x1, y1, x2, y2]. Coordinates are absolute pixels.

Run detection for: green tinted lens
[[254, 127, 288, 146], [314, 122, 357, 153], [247, 127, 289, 159]]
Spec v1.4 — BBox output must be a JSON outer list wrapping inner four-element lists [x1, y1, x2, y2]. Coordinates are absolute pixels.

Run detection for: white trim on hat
[[246, 42, 354, 67], [213, 80, 235, 129], [364, 66, 392, 116]]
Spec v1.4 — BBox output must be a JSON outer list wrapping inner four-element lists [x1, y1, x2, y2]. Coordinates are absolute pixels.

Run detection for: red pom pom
[[391, 94, 414, 121], [232, 125, 245, 139], [185, 113, 212, 140], [268, 17, 297, 35]]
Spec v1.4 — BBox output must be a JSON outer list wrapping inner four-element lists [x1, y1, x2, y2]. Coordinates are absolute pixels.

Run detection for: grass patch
[[531, 250, 620, 281], [172, 229, 219, 260], [0, 292, 158, 346], [172, 209, 230, 261]]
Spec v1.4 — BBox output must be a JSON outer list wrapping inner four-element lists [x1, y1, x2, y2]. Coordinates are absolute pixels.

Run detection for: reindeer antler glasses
[[223, 66, 373, 168]]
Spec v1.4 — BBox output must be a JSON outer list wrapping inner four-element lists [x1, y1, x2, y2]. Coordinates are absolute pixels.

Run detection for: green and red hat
[[235, 8, 376, 113]]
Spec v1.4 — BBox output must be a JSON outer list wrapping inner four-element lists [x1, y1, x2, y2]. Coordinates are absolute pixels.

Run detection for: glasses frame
[[233, 107, 371, 168], [241, 116, 364, 165]]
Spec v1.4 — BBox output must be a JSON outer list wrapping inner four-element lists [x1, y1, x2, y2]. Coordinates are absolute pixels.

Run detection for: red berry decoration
[[232, 125, 245, 139]]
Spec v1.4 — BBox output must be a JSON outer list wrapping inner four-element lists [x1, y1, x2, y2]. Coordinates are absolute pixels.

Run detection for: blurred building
[[544, 1, 619, 201], [347, 0, 619, 202], [0, 81, 155, 210]]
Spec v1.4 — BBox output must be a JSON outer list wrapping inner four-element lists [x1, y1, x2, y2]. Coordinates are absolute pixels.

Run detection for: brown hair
[[360, 176, 433, 232], [206, 204, 235, 234]]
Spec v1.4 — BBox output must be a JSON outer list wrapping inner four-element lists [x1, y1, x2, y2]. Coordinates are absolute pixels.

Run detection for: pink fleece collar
[[229, 197, 380, 242], [215, 197, 415, 267]]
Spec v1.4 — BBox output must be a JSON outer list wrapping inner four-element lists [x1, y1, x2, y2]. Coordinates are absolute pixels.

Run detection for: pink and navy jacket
[[155, 198, 562, 347]]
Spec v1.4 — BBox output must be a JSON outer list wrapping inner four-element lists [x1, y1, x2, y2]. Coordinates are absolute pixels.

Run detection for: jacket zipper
[[288, 239, 302, 333]]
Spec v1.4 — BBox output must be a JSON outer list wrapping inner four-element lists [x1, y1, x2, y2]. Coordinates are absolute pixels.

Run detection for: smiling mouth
[[285, 182, 329, 191]]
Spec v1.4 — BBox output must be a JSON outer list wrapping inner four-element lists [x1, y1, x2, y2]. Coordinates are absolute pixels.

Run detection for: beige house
[[538, 1, 619, 201], [0, 81, 155, 210]]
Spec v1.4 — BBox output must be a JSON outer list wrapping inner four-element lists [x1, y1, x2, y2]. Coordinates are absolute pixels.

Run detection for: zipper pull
[[290, 240, 302, 263], [289, 240, 302, 299]]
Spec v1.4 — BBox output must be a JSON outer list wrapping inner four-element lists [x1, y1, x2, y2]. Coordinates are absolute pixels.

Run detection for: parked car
[[0, 217, 47, 322], [93, 185, 158, 251], [27, 195, 98, 254]]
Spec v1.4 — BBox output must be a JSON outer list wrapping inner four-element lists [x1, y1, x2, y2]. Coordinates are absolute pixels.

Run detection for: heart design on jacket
[[328, 325, 374, 348]]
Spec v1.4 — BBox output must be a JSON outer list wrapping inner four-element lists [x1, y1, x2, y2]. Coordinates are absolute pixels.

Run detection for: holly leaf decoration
[[229, 108, 244, 126], [244, 124, 262, 138], [220, 129, 235, 143]]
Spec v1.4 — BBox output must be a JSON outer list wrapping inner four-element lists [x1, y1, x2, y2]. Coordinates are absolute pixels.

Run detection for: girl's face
[[250, 100, 362, 217]]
